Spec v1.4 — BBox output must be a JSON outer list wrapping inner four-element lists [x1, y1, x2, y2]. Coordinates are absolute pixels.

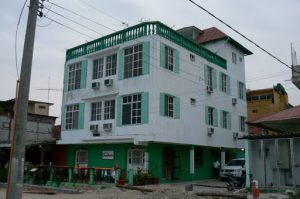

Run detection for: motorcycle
[[226, 170, 246, 191]]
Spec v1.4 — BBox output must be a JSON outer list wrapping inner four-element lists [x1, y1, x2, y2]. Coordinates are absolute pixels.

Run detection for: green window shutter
[[228, 112, 232, 130], [174, 96, 180, 119], [142, 42, 150, 75], [160, 43, 165, 68], [227, 75, 231, 95], [64, 64, 69, 92], [219, 72, 222, 91], [116, 96, 123, 126], [205, 106, 208, 125], [118, 49, 124, 80], [220, 110, 223, 128], [213, 107, 218, 127], [78, 103, 85, 129], [80, 60, 87, 89], [61, 106, 66, 131], [159, 93, 165, 116], [141, 92, 149, 124], [237, 81, 241, 99], [238, 116, 241, 131], [204, 65, 208, 85], [174, 49, 180, 73], [212, 68, 217, 89], [243, 84, 246, 101]]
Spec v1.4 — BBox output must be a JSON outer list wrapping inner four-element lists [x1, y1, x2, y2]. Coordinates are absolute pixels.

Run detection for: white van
[[220, 158, 245, 179]]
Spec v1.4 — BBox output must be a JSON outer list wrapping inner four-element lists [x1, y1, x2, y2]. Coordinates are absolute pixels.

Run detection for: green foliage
[[133, 169, 152, 185]]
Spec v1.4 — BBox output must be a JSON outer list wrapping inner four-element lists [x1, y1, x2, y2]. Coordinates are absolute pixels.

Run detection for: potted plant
[[117, 170, 126, 185]]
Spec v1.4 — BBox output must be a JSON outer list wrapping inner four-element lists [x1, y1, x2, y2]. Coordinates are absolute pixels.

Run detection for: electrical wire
[[46, 0, 116, 32], [44, 16, 95, 40], [77, 0, 129, 27], [44, 7, 104, 36], [188, 0, 300, 74], [15, 0, 28, 80]]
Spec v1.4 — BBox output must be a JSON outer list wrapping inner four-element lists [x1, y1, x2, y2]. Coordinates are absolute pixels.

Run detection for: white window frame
[[128, 149, 144, 166], [208, 106, 214, 126], [122, 94, 141, 125], [75, 150, 88, 167], [124, 44, 143, 79], [105, 54, 117, 77], [165, 95, 174, 118], [66, 104, 79, 130], [240, 116, 246, 132], [68, 62, 81, 91], [165, 46, 174, 71], [238, 82, 245, 100], [222, 111, 228, 129], [91, 101, 102, 121], [221, 73, 227, 93], [93, 57, 104, 79], [104, 99, 115, 120]]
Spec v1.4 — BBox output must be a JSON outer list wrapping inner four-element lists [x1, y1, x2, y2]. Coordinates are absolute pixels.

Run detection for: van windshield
[[227, 160, 245, 166]]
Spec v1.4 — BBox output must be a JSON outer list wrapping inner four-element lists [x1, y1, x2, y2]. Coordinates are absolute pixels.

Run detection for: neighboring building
[[246, 105, 300, 190], [247, 83, 292, 135], [59, 21, 252, 182], [0, 99, 57, 165]]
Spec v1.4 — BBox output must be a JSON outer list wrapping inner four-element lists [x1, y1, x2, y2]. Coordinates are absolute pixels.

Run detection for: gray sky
[[1, 0, 300, 124]]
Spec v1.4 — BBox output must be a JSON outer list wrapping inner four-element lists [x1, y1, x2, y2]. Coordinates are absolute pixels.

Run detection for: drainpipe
[[190, 146, 194, 178]]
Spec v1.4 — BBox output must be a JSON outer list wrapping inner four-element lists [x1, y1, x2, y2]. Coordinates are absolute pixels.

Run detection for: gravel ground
[[0, 180, 290, 199]]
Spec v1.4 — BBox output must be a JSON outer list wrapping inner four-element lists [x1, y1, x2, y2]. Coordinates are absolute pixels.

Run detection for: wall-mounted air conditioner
[[90, 124, 99, 136], [91, 82, 100, 89], [207, 127, 214, 136], [206, 86, 213, 94], [232, 98, 237, 105], [103, 123, 112, 131], [104, 79, 113, 87], [233, 132, 239, 139]]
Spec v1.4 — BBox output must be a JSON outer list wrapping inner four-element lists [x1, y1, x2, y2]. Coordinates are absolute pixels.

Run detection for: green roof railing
[[66, 21, 227, 69]]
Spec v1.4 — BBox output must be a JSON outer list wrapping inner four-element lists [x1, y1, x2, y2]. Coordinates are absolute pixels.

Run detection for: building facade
[[59, 22, 251, 181]]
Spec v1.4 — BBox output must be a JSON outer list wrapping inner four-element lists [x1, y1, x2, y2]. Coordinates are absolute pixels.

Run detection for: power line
[[46, 0, 116, 32], [15, 0, 28, 80], [44, 7, 104, 36], [78, 0, 129, 27], [188, 0, 300, 74], [44, 16, 95, 39]]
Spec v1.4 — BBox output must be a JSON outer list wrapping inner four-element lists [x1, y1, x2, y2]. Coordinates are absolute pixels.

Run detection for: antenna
[[36, 77, 62, 102]]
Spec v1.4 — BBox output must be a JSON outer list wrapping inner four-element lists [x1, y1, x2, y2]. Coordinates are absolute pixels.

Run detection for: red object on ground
[[252, 188, 260, 199]]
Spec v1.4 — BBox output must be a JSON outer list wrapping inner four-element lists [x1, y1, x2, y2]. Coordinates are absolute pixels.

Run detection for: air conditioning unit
[[233, 132, 239, 139], [103, 123, 112, 131], [91, 82, 100, 89], [90, 124, 98, 132], [104, 79, 113, 87], [232, 98, 237, 105], [207, 127, 214, 136], [206, 86, 213, 94]]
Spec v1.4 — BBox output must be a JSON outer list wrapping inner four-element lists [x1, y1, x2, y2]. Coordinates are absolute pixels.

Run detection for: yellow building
[[247, 83, 291, 133]]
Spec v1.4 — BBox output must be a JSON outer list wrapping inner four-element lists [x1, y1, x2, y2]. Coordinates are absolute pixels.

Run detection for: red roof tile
[[195, 27, 227, 44]]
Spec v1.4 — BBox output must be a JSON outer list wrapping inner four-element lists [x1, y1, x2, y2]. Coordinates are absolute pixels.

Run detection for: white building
[[58, 22, 252, 182]]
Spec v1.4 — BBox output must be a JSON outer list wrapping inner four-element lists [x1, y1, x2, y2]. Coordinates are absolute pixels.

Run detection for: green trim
[[66, 21, 227, 69], [204, 65, 208, 85], [212, 68, 217, 89], [220, 110, 224, 128], [142, 42, 150, 75], [63, 63, 68, 92], [117, 49, 124, 80], [227, 75, 231, 95], [174, 48, 180, 73], [160, 43, 166, 68], [228, 112, 231, 130], [159, 93, 165, 116], [61, 106, 66, 131], [174, 96, 180, 119], [78, 103, 85, 129], [116, 96, 122, 126], [80, 60, 87, 89], [141, 92, 149, 124], [204, 106, 208, 125], [213, 107, 218, 127]]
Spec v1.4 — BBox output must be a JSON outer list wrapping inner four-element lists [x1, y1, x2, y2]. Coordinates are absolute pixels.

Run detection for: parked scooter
[[226, 170, 246, 191]]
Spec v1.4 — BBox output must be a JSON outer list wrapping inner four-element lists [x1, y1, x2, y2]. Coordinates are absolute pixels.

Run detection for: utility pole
[[6, 0, 39, 198]]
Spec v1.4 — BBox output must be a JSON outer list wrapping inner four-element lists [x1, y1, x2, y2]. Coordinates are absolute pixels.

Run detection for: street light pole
[[6, 0, 39, 198]]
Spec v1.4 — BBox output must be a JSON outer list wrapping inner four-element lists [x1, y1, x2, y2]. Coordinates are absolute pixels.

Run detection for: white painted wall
[[59, 35, 247, 149]]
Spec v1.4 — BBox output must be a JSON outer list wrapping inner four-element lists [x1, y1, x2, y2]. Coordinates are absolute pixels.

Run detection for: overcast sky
[[1, 0, 300, 123]]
